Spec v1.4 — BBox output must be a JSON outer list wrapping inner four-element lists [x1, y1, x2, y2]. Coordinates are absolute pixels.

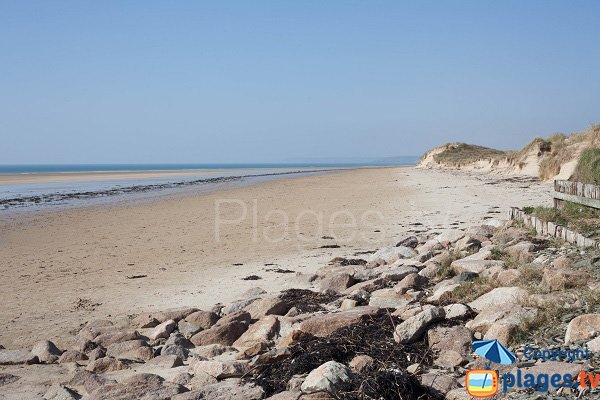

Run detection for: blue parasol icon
[[472, 339, 516, 367]]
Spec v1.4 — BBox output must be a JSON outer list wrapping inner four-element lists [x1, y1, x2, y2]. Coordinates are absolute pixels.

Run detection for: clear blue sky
[[1, 1, 599, 164]]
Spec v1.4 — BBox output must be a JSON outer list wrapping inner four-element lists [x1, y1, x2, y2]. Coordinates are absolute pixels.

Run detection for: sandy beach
[[0, 166, 551, 349]]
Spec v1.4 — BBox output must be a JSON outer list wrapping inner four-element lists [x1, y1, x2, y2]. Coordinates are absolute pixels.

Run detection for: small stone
[[349, 355, 373, 373], [339, 299, 357, 310], [147, 354, 184, 368], [31, 340, 62, 364], [86, 357, 129, 373], [149, 319, 177, 340], [301, 361, 352, 394], [58, 350, 88, 363], [394, 306, 444, 344]]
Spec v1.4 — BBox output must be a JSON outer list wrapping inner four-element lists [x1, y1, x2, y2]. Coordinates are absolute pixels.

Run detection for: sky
[[1, 1, 600, 164]]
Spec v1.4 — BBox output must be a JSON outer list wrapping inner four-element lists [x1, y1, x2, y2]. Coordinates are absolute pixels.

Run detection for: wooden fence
[[509, 207, 599, 248], [554, 180, 600, 209]]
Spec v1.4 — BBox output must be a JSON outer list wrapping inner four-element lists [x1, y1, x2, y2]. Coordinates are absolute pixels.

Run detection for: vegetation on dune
[[431, 143, 506, 166], [572, 147, 600, 185], [523, 201, 600, 239]]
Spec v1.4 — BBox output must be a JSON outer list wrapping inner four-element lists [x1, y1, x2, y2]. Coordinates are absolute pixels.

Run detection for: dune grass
[[432, 143, 506, 166], [523, 201, 600, 239], [572, 147, 600, 185]]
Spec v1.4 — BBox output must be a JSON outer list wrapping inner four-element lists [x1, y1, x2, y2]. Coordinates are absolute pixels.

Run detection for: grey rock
[[301, 361, 353, 394]]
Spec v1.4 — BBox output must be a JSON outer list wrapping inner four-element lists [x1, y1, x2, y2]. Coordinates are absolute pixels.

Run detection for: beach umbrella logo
[[472, 339, 517, 366], [465, 340, 516, 398]]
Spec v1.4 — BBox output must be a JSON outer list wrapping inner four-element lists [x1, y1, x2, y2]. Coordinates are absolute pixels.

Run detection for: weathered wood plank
[[554, 191, 600, 210]]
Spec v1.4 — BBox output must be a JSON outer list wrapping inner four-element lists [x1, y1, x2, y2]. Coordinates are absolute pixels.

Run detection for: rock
[[152, 307, 199, 323], [165, 332, 194, 348], [130, 314, 160, 328], [58, 350, 88, 363], [418, 262, 443, 279], [483, 322, 515, 344], [31, 340, 62, 363], [190, 311, 251, 346], [184, 310, 220, 330], [497, 269, 522, 286], [161, 344, 188, 359], [170, 372, 193, 386], [339, 299, 357, 310], [243, 297, 290, 319], [435, 229, 465, 244], [465, 303, 537, 334], [178, 321, 203, 338], [342, 278, 385, 296], [0, 373, 20, 386], [72, 336, 96, 353], [426, 280, 460, 303], [43, 384, 79, 400], [87, 373, 187, 400], [67, 370, 115, 393], [428, 326, 471, 355], [148, 354, 184, 368], [367, 246, 416, 264], [265, 391, 302, 400], [0, 349, 38, 365], [504, 241, 535, 262], [241, 287, 268, 298], [587, 337, 600, 352], [319, 273, 355, 294], [93, 329, 140, 347], [222, 298, 258, 315], [468, 287, 528, 312], [86, 357, 129, 373], [299, 307, 379, 337], [553, 255, 574, 269], [396, 235, 418, 248], [149, 319, 177, 340], [434, 350, 465, 368], [393, 306, 445, 344], [172, 380, 264, 400], [368, 288, 413, 308], [190, 359, 249, 379], [443, 304, 471, 320], [349, 355, 373, 373], [420, 372, 458, 394], [393, 304, 437, 321], [455, 235, 482, 252], [451, 259, 504, 275], [233, 315, 280, 351], [394, 273, 428, 293], [542, 268, 589, 291], [193, 344, 236, 359], [565, 314, 600, 344], [87, 347, 106, 361], [301, 361, 353, 394], [106, 340, 148, 358]]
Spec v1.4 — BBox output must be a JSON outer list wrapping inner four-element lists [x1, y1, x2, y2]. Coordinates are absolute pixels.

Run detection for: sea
[[0, 158, 418, 212]]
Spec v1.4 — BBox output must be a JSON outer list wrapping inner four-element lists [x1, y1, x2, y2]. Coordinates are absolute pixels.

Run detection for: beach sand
[[0, 167, 552, 349]]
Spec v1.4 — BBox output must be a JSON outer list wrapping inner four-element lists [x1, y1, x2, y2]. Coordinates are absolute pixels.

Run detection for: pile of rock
[[3, 218, 600, 399]]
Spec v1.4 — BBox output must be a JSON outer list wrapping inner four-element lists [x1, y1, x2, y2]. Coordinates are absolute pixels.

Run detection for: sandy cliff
[[417, 125, 600, 181]]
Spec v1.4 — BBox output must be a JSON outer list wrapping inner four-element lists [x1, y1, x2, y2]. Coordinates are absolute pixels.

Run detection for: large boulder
[[504, 241, 535, 262], [393, 307, 445, 344], [93, 329, 141, 347], [565, 314, 600, 344], [301, 361, 353, 394], [149, 319, 177, 340], [468, 287, 528, 312], [87, 373, 186, 400], [465, 303, 537, 334], [319, 273, 355, 294], [542, 268, 589, 291], [243, 297, 290, 320], [298, 307, 379, 337], [0, 349, 38, 365], [31, 340, 62, 363], [451, 259, 504, 275], [233, 315, 280, 351], [190, 311, 251, 346], [368, 289, 413, 308], [171, 380, 264, 400], [190, 359, 249, 379], [428, 326, 471, 355]]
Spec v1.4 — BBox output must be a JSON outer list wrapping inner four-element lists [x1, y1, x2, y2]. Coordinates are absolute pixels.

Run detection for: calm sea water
[[0, 159, 417, 174]]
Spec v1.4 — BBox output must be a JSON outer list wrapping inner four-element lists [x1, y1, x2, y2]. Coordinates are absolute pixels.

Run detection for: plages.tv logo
[[466, 339, 516, 398]]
